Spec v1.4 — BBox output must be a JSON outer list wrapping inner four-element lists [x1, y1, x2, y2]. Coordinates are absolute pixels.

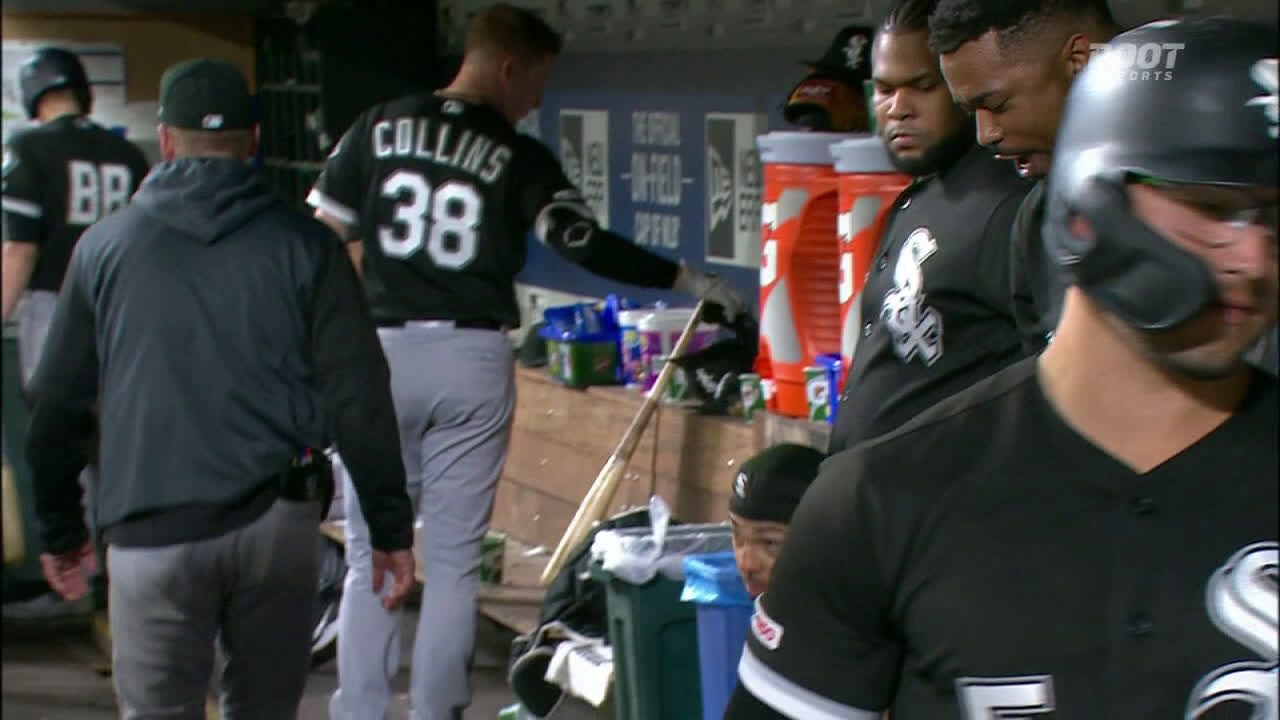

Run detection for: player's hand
[[39, 542, 97, 602], [371, 549, 415, 612], [674, 262, 746, 321]]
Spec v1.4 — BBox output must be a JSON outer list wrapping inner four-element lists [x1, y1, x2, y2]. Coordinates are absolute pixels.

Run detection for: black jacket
[[26, 157, 413, 553]]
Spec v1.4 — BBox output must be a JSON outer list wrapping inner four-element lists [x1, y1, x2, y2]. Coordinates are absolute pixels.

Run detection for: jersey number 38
[[377, 169, 482, 270]]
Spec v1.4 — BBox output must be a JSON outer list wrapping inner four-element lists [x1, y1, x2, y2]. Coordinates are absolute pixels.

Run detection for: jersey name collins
[[370, 116, 512, 185]]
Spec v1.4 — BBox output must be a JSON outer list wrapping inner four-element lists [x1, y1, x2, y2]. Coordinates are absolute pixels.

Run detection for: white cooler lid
[[830, 135, 898, 173], [756, 131, 855, 166]]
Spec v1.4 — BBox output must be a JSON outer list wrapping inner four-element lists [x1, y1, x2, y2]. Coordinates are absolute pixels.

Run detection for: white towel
[[544, 634, 614, 708]]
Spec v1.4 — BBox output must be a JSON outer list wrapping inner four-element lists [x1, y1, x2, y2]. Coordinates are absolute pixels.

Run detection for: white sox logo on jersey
[[1246, 58, 1277, 138], [880, 227, 943, 366], [1187, 541, 1278, 719]]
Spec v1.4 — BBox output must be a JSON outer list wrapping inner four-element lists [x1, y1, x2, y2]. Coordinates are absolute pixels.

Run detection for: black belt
[[376, 318, 504, 331]]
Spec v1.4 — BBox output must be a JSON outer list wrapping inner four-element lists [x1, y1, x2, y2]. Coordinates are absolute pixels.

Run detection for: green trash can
[[589, 522, 735, 720], [591, 562, 703, 720]]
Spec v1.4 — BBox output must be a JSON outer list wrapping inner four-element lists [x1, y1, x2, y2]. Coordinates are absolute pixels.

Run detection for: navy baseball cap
[[157, 58, 254, 131]]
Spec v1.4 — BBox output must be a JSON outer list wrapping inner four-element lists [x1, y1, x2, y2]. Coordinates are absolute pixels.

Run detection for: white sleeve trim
[[306, 188, 357, 227], [2, 196, 42, 219], [737, 645, 884, 720]]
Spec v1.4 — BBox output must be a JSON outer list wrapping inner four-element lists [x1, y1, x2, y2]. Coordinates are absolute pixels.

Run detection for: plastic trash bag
[[590, 496, 732, 585]]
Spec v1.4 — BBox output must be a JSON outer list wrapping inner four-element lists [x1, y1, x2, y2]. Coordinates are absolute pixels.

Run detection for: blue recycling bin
[[681, 551, 755, 720]]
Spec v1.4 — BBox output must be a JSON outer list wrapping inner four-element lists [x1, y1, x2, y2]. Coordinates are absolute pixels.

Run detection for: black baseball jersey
[[2, 115, 150, 291], [828, 145, 1033, 454], [308, 93, 677, 328], [1010, 180, 1065, 354], [726, 358, 1278, 719]]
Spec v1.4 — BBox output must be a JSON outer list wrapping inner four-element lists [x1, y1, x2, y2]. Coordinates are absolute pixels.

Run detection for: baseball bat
[[539, 300, 708, 587]]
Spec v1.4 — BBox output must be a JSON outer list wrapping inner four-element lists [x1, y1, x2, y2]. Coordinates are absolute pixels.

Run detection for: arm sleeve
[[2, 139, 46, 244], [977, 187, 1031, 314], [25, 237, 100, 554], [1009, 183, 1051, 353], [307, 225, 414, 552], [307, 116, 368, 229], [725, 450, 902, 719], [516, 138, 679, 289]]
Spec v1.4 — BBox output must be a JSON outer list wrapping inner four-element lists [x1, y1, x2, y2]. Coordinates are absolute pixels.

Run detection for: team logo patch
[[1246, 58, 1278, 138], [750, 595, 784, 651], [843, 33, 868, 71], [734, 472, 748, 498]]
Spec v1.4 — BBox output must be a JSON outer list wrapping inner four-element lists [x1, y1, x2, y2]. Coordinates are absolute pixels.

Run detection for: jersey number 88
[[378, 169, 482, 269]]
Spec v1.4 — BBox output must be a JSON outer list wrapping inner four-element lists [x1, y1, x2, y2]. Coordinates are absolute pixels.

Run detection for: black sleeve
[[1009, 182, 1051, 353], [2, 137, 46, 244], [516, 137, 679, 289], [25, 235, 100, 555], [307, 225, 414, 552], [307, 115, 369, 230], [726, 449, 901, 719], [978, 186, 1032, 314]]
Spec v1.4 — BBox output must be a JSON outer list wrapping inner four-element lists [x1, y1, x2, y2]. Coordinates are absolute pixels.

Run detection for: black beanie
[[729, 443, 825, 525]]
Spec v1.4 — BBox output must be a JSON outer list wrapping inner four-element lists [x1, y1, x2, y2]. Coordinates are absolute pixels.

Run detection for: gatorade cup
[[804, 365, 831, 422], [739, 373, 765, 421], [654, 355, 689, 403]]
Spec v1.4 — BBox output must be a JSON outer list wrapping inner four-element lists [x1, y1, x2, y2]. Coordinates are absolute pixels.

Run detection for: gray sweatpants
[[108, 497, 320, 720], [330, 323, 515, 720]]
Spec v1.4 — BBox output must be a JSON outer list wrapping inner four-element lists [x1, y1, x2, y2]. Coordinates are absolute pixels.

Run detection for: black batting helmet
[[19, 47, 92, 120], [1044, 17, 1278, 333]]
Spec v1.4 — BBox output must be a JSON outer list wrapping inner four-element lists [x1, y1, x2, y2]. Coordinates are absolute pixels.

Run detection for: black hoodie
[[26, 157, 413, 553]]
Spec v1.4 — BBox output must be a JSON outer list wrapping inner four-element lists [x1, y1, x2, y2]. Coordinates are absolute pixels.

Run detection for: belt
[[376, 318, 505, 331]]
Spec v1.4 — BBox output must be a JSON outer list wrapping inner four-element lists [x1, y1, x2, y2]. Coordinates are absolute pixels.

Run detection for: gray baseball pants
[[330, 323, 515, 720], [107, 496, 321, 719]]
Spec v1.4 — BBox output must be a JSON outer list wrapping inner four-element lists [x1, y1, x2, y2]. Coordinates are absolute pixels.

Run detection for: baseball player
[[928, 0, 1122, 352], [726, 17, 1277, 719], [826, 0, 1033, 455], [728, 444, 825, 598], [306, 5, 745, 718], [3, 47, 150, 376], [1, 46, 149, 619]]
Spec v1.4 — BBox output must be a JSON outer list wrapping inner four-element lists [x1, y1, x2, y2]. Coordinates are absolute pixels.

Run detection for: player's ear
[[157, 124, 176, 162], [1064, 32, 1093, 77], [497, 55, 516, 85]]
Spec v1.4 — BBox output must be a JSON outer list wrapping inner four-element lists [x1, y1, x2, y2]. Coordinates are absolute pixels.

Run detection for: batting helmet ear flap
[[1046, 175, 1219, 334]]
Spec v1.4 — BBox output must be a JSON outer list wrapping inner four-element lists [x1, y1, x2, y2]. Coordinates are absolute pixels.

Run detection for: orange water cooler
[[829, 137, 911, 383], [755, 132, 850, 418]]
